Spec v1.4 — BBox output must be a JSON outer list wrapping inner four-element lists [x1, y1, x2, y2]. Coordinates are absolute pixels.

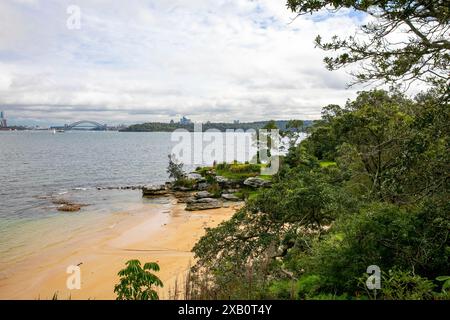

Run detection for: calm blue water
[[0, 131, 187, 272], [0, 130, 293, 278], [0, 131, 178, 222]]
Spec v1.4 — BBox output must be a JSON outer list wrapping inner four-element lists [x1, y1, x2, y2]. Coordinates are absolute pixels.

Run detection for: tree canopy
[[287, 0, 450, 91]]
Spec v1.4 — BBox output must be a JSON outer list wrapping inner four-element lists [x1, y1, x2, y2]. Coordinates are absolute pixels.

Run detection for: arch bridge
[[65, 121, 107, 131]]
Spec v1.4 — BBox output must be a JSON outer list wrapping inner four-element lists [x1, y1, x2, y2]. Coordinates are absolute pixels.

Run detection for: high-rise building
[[0, 111, 6, 128], [179, 116, 192, 125]]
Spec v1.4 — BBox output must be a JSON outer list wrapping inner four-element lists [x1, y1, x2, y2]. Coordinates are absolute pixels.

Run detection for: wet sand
[[0, 197, 240, 300]]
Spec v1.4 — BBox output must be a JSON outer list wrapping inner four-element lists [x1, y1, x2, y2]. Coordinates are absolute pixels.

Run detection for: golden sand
[[0, 198, 239, 300]]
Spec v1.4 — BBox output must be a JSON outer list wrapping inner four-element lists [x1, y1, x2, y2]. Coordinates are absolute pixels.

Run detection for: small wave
[[73, 187, 88, 191]]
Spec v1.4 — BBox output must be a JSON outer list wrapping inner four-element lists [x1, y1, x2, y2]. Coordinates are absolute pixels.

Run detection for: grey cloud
[[0, 0, 364, 125]]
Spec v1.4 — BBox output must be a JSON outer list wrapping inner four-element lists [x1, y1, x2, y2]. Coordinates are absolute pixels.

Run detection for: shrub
[[379, 269, 435, 300], [268, 280, 297, 299], [114, 260, 163, 300], [167, 154, 186, 182], [297, 275, 323, 299], [207, 183, 222, 198]]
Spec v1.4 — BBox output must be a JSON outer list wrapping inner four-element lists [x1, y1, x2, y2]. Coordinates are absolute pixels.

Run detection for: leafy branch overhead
[[287, 0, 450, 88]]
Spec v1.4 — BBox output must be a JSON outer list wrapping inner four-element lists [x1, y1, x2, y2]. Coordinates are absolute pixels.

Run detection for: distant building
[[233, 120, 240, 124], [170, 119, 175, 124], [0, 111, 7, 128], [179, 116, 192, 125]]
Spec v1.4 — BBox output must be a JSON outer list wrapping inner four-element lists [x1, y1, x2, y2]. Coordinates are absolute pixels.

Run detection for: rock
[[185, 198, 223, 211], [173, 191, 195, 203], [187, 173, 205, 182], [142, 184, 168, 197], [195, 191, 212, 199], [165, 181, 173, 189], [52, 198, 87, 212], [58, 204, 84, 212], [177, 196, 195, 203], [221, 193, 240, 201], [243, 177, 271, 188], [215, 176, 229, 184], [225, 188, 239, 193], [197, 182, 209, 191]]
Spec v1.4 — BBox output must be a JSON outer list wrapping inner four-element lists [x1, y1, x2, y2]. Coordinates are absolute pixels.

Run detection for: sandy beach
[[0, 197, 240, 300]]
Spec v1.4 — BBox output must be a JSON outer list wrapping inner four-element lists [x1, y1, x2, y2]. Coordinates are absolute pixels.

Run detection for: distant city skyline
[[0, 111, 7, 128], [0, 1, 403, 127]]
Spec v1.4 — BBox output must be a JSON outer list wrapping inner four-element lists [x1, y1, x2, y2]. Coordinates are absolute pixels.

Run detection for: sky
[[0, 0, 369, 127]]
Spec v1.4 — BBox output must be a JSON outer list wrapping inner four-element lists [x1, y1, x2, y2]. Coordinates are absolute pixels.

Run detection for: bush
[[207, 183, 222, 198], [174, 178, 196, 189], [298, 201, 450, 295], [379, 269, 435, 300], [114, 260, 163, 300], [268, 280, 298, 299], [297, 275, 323, 299], [167, 154, 186, 182]]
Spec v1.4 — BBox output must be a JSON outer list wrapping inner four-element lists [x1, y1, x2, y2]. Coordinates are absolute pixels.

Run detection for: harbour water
[[0, 130, 264, 287], [0, 131, 180, 281]]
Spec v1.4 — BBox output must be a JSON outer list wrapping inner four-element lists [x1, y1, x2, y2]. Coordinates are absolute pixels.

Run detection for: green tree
[[283, 120, 304, 150], [287, 0, 450, 91], [167, 154, 186, 182], [253, 120, 279, 163], [114, 260, 163, 300]]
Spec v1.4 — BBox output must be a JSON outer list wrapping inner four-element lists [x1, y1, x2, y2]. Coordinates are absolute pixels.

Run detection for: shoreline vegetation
[[120, 120, 312, 132], [180, 89, 449, 300]]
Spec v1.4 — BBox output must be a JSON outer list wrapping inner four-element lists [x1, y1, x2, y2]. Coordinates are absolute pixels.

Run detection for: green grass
[[196, 162, 262, 181], [233, 188, 260, 200], [319, 161, 337, 168], [196, 162, 272, 182], [216, 170, 258, 181]]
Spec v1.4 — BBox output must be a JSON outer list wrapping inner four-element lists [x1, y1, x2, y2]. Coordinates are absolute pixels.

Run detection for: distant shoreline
[[120, 120, 313, 132]]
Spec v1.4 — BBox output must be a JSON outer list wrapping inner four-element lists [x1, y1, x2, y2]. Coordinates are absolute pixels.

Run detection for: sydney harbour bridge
[[51, 120, 108, 131]]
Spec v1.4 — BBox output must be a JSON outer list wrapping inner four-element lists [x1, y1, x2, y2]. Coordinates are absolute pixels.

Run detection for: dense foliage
[[287, 0, 450, 90], [188, 89, 449, 300]]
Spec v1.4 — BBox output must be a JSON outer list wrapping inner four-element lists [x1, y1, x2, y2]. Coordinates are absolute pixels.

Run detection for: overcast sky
[[0, 0, 368, 126]]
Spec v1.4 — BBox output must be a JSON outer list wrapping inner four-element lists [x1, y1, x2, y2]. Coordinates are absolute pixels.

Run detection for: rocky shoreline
[[141, 169, 272, 211], [51, 164, 272, 213]]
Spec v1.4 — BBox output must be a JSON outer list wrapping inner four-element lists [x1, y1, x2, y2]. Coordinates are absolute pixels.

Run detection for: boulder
[[177, 196, 196, 204], [195, 190, 213, 199], [173, 185, 194, 191], [173, 191, 195, 203], [52, 198, 88, 212], [197, 182, 209, 191], [215, 176, 229, 184], [186, 198, 223, 211], [221, 193, 240, 201], [187, 173, 206, 182], [142, 184, 168, 197], [243, 177, 271, 188]]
